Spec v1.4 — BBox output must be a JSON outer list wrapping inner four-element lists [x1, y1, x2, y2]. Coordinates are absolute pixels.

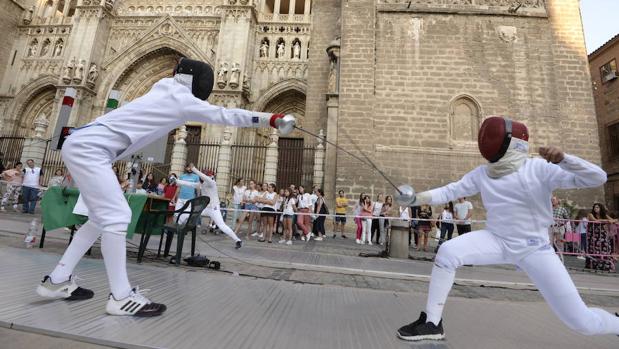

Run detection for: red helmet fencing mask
[[478, 116, 529, 163]]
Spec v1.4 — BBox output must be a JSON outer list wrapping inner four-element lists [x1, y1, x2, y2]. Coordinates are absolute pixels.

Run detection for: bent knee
[[434, 241, 462, 271]]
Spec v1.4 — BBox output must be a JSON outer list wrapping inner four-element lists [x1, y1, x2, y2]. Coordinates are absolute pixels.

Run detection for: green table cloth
[[41, 186, 167, 239]]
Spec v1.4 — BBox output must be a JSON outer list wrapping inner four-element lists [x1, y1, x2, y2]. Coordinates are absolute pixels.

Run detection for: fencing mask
[[478, 116, 529, 163], [173, 58, 214, 100]]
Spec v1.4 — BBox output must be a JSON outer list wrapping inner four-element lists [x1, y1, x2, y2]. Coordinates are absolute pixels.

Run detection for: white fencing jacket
[[427, 154, 606, 260], [176, 168, 220, 210], [82, 77, 272, 160]]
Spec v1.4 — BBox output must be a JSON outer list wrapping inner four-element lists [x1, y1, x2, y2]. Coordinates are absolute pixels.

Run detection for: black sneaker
[[235, 240, 242, 249], [397, 311, 445, 341], [332, 234, 337, 239]]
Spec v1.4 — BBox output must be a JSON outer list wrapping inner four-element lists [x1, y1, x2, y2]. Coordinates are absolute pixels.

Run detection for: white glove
[[271, 114, 296, 135]]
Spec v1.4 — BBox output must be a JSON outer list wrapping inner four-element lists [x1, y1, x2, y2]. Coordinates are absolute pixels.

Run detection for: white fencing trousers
[[61, 125, 132, 232], [202, 206, 241, 242], [426, 230, 619, 336]]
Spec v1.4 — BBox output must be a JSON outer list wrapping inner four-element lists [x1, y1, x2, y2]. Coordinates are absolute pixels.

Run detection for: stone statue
[[217, 62, 228, 89], [229, 63, 240, 89], [74, 59, 85, 83], [62, 57, 75, 83], [276, 41, 285, 59], [27, 40, 38, 57], [53, 39, 63, 57], [260, 40, 269, 58], [40, 40, 51, 56], [87, 63, 99, 86], [292, 41, 301, 59], [23, 6, 34, 25], [328, 62, 337, 94], [104, 0, 115, 11]]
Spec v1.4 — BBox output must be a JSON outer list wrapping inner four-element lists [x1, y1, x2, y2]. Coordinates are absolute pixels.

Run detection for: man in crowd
[[21, 159, 44, 214], [454, 197, 473, 236], [334, 190, 348, 239], [550, 196, 570, 262], [175, 163, 201, 221]]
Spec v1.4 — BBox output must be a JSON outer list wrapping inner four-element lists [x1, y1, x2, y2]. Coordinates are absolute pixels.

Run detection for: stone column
[[51, 0, 60, 18], [263, 128, 279, 184], [170, 126, 188, 175], [63, 0, 71, 17], [274, 0, 281, 16], [313, 130, 325, 188], [21, 116, 50, 165], [324, 95, 339, 202], [288, 0, 295, 15], [216, 126, 233, 198], [304, 0, 311, 15]]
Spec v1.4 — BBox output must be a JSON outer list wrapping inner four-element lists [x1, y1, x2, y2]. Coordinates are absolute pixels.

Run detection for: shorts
[[261, 207, 276, 217], [335, 213, 347, 224], [283, 214, 294, 218], [245, 203, 257, 211], [456, 224, 471, 235]]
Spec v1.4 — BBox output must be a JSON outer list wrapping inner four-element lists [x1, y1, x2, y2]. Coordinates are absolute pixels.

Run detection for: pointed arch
[[449, 94, 482, 143], [9, 75, 58, 136]]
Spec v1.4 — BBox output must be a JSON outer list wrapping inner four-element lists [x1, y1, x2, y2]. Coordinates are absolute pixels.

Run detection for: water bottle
[[24, 218, 38, 248]]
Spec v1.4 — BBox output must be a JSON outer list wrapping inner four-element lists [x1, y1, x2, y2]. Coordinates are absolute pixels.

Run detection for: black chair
[[138, 196, 209, 266]]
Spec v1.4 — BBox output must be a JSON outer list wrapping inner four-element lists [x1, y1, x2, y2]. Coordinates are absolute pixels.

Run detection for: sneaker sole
[[396, 332, 445, 341], [106, 305, 167, 317]]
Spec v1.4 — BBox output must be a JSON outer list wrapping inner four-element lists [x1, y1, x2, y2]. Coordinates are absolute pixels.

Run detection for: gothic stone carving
[[229, 63, 241, 89], [496, 25, 517, 43], [217, 62, 229, 89]]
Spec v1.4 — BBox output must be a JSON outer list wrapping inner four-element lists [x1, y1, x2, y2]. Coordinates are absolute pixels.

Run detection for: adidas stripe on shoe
[[106, 287, 166, 317]]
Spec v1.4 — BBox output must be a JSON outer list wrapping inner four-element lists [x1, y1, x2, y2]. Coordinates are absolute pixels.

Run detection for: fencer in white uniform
[[35, 58, 296, 317], [174, 167, 243, 249], [396, 116, 619, 341]]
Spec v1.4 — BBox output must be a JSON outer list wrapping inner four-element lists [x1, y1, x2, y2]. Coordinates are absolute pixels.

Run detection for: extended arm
[[175, 179, 201, 189], [413, 167, 481, 206]]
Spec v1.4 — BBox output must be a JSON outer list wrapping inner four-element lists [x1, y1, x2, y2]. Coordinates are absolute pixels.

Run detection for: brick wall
[[335, 0, 603, 218]]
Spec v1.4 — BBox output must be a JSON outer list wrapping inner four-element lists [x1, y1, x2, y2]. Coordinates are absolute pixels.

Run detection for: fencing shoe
[[36, 275, 94, 300], [397, 311, 445, 341], [106, 287, 167, 317]]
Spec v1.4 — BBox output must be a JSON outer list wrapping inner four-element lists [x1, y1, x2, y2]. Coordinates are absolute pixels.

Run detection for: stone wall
[[589, 36, 619, 211], [336, 0, 603, 218], [0, 1, 25, 91]]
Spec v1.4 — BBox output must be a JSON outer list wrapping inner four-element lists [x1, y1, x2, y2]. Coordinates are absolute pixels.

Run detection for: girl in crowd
[[163, 173, 178, 224], [296, 185, 312, 241], [234, 180, 259, 239], [255, 183, 267, 239], [48, 168, 65, 187], [371, 193, 384, 244], [231, 178, 246, 227], [574, 209, 589, 259], [586, 203, 617, 272], [1, 162, 23, 212], [380, 195, 394, 245], [313, 188, 328, 241], [156, 177, 167, 196], [354, 192, 365, 244], [417, 204, 433, 252], [141, 173, 157, 193], [438, 202, 455, 247], [280, 188, 296, 245], [360, 195, 373, 245], [274, 188, 285, 236], [256, 183, 278, 243]]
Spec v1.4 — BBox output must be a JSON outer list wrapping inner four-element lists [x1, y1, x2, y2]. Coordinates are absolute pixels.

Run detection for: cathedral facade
[[0, 0, 605, 210]]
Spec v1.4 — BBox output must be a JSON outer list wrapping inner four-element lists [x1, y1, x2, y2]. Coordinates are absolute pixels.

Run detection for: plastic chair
[[138, 196, 209, 266]]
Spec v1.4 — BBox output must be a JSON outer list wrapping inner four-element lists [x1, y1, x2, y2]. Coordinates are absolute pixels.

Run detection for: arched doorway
[[261, 88, 310, 188], [15, 85, 56, 137]]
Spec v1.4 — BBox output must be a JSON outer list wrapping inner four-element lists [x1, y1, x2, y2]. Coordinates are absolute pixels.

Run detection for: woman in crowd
[[231, 178, 246, 226], [0, 162, 23, 212], [141, 173, 158, 193], [296, 185, 312, 241], [371, 193, 384, 244], [234, 180, 259, 239], [279, 188, 296, 245], [360, 195, 373, 245], [313, 188, 328, 241], [354, 193, 365, 244], [48, 168, 65, 187], [417, 204, 433, 252], [254, 183, 267, 239], [438, 202, 455, 247], [380, 195, 394, 245], [586, 203, 617, 272], [256, 183, 278, 243]]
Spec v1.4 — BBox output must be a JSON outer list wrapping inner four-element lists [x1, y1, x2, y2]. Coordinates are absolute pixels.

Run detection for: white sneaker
[[0, 206, 5, 212], [355, 239, 361, 244], [576, 255, 586, 260], [251, 232, 259, 237], [36, 275, 94, 300], [12, 205, 19, 212], [286, 240, 292, 245], [305, 235, 311, 242], [278, 239, 286, 244], [315, 237, 323, 241], [258, 233, 264, 238], [106, 287, 167, 317], [368, 241, 373, 246], [301, 235, 306, 241]]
